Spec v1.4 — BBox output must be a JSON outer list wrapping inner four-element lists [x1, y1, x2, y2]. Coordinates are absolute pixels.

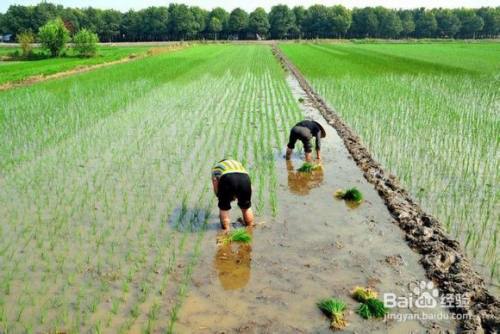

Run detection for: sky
[[1, 0, 498, 13]]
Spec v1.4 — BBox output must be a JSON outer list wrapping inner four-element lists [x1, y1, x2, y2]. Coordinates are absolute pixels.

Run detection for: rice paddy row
[[0, 45, 302, 332], [280, 42, 499, 288]]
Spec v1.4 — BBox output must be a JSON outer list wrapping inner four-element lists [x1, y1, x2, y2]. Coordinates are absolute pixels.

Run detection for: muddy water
[[175, 75, 457, 333]]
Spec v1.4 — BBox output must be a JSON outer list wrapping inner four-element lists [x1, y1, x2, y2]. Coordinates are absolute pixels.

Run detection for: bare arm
[[212, 178, 219, 195]]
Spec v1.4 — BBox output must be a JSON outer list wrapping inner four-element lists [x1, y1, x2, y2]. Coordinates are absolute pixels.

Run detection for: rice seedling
[[356, 298, 388, 319], [221, 228, 252, 245], [334, 188, 363, 203], [351, 286, 378, 302], [317, 298, 348, 330], [282, 42, 499, 287], [297, 162, 322, 173], [351, 286, 388, 319], [0, 44, 303, 332]]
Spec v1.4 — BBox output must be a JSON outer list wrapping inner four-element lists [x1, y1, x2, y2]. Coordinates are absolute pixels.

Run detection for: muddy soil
[[272, 45, 499, 333], [175, 75, 458, 333]]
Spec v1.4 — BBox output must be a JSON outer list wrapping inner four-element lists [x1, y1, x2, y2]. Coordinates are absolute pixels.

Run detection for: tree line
[[0, 2, 498, 42]]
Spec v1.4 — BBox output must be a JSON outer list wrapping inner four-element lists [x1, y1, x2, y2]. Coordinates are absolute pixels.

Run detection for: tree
[[209, 7, 229, 37], [414, 9, 437, 37], [248, 7, 270, 38], [38, 18, 70, 57], [168, 4, 197, 40], [434, 9, 461, 38], [350, 7, 379, 38], [476, 7, 499, 38], [376, 7, 402, 38], [398, 10, 416, 37], [0, 13, 4, 35], [73, 28, 98, 57], [121, 10, 141, 41], [456, 9, 484, 38], [2, 5, 34, 38], [207, 17, 222, 39], [190, 6, 208, 37], [303, 5, 331, 38], [140, 7, 168, 41], [268, 5, 296, 39], [32, 2, 60, 32], [97, 9, 121, 42], [228, 8, 249, 39], [79, 7, 103, 34], [328, 5, 352, 37], [17, 31, 34, 57], [292, 6, 307, 37]]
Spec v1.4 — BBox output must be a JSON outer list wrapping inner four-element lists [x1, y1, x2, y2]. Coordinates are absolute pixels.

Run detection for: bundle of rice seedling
[[351, 287, 388, 319], [221, 228, 252, 245], [297, 162, 321, 173], [317, 298, 347, 330], [334, 187, 363, 203], [356, 298, 388, 319], [351, 286, 377, 302]]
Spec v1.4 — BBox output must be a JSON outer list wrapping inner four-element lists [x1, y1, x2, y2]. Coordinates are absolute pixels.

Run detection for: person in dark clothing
[[285, 120, 326, 162]]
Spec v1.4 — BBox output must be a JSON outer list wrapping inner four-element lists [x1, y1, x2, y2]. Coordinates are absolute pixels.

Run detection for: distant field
[[281, 42, 499, 284], [0, 46, 151, 84]]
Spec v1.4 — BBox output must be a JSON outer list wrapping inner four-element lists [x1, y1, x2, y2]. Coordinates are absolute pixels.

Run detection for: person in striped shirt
[[211, 159, 254, 231]]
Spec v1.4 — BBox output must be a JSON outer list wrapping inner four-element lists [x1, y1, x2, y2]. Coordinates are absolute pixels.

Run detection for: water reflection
[[286, 160, 324, 195], [214, 235, 253, 290]]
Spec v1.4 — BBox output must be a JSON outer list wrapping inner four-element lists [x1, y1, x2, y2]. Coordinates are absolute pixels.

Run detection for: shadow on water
[[168, 206, 218, 232], [286, 159, 324, 195]]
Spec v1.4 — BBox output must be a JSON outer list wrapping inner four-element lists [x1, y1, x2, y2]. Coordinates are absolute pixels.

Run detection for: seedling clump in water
[[317, 298, 347, 330], [356, 298, 388, 319], [222, 228, 252, 245], [335, 187, 363, 203], [352, 286, 377, 302], [297, 162, 321, 173], [351, 287, 388, 319]]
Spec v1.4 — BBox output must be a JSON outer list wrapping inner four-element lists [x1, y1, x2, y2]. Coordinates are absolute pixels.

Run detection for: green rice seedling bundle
[[334, 187, 363, 203], [356, 298, 388, 319], [221, 228, 252, 245], [317, 298, 347, 330], [297, 162, 322, 173], [351, 286, 377, 302], [351, 287, 388, 319]]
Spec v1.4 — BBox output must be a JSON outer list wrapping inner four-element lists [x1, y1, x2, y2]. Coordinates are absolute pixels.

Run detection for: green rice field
[[0, 41, 498, 332], [0, 46, 151, 84], [280, 42, 499, 285], [0, 44, 301, 332]]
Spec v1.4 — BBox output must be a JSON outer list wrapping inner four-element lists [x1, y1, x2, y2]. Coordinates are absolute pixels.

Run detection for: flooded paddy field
[[280, 42, 499, 293], [0, 43, 494, 333], [176, 76, 456, 333]]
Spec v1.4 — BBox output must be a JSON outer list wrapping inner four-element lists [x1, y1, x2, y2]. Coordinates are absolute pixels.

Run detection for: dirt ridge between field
[[272, 44, 499, 333], [0, 44, 187, 91]]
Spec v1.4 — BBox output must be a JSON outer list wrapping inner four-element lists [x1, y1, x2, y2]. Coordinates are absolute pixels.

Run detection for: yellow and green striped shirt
[[211, 159, 248, 179]]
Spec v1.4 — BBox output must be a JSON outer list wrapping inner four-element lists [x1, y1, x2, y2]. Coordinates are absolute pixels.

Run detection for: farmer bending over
[[211, 159, 254, 231], [285, 120, 326, 162]]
